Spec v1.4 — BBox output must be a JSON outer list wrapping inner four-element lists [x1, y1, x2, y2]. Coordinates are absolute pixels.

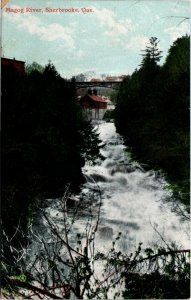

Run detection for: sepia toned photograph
[[1, 0, 190, 298]]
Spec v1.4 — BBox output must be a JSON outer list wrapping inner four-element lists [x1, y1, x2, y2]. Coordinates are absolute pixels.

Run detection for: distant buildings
[[90, 78, 102, 82], [105, 75, 128, 82], [1, 57, 25, 76], [90, 75, 128, 82], [80, 89, 108, 120]]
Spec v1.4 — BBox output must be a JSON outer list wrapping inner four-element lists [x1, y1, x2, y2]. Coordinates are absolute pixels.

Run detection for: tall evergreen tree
[[141, 37, 162, 68]]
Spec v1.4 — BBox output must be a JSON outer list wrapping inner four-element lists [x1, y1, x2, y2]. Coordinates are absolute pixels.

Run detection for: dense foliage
[[115, 35, 190, 206], [1, 62, 101, 237]]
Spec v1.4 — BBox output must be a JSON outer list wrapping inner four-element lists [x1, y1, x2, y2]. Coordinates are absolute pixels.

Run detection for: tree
[[165, 34, 190, 81], [140, 37, 162, 68], [1, 61, 101, 239], [115, 35, 190, 206], [26, 61, 44, 74], [74, 73, 86, 82]]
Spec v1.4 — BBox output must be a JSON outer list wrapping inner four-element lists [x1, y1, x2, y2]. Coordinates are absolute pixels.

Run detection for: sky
[[2, 0, 190, 78]]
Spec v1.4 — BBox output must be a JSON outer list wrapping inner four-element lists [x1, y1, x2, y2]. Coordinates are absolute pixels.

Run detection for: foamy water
[[80, 122, 189, 253], [26, 121, 189, 298]]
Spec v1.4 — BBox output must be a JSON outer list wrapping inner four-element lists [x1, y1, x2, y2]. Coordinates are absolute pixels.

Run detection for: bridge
[[75, 81, 121, 90]]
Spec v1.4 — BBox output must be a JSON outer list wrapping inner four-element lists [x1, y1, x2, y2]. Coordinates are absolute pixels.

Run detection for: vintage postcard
[[1, 0, 190, 299]]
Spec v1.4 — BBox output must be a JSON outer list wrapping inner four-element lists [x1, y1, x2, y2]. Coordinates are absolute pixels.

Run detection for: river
[[26, 121, 189, 297], [80, 122, 189, 251]]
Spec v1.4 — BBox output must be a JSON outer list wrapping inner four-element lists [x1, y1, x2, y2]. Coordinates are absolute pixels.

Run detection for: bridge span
[[75, 81, 121, 90]]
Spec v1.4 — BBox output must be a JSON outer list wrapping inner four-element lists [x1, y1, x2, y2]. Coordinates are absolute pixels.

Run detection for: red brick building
[[80, 89, 107, 120], [1, 57, 25, 76], [80, 90, 107, 109]]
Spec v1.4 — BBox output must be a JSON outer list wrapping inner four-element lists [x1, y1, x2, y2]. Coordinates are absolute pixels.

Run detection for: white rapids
[[79, 121, 189, 253], [28, 121, 189, 259], [25, 121, 189, 299]]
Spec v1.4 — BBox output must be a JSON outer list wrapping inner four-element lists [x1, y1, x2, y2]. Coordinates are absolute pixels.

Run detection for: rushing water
[[79, 122, 189, 252], [26, 121, 189, 294]]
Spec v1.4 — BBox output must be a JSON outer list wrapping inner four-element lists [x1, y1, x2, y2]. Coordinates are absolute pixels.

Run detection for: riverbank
[[114, 35, 190, 208]]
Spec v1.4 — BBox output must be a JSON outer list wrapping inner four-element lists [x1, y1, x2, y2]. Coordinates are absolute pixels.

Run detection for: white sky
[[2, 0, 190, 78]]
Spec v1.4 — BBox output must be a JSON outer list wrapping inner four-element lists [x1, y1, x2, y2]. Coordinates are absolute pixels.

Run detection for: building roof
[[1, 57, 25, 64], [88, 94, 107, 103], [1, 57, 25, 75]]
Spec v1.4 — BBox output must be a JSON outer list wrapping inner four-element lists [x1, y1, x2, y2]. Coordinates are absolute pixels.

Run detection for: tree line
[[1, 61, 101, 238], [115, 35, 190, 207]]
